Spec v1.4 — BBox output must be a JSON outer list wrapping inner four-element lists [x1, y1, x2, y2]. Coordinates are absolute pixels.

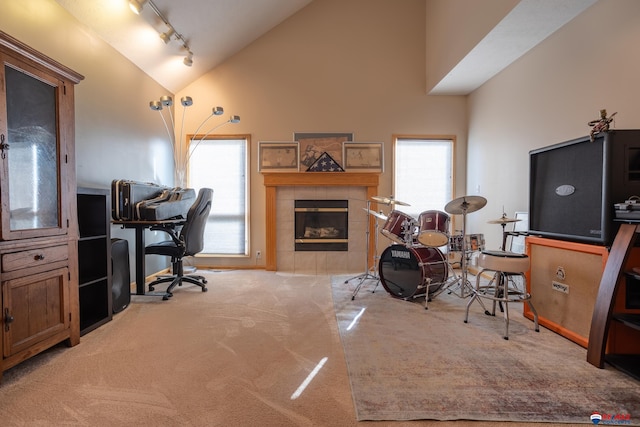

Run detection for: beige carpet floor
[[0, 269, 634, 426], [333, 275, 640, 424]]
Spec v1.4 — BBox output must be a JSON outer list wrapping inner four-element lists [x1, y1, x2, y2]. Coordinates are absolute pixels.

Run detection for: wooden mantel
[[263, 172, 380, 271]]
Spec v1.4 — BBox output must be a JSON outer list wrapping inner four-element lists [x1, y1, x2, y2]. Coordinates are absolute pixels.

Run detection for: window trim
[[185, 133, 251, 257]]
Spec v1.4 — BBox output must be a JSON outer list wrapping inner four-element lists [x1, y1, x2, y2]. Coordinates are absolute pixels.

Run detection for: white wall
[[466, 0, 640, 250]]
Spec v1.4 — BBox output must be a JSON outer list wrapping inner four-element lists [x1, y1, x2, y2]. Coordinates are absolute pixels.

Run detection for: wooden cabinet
[[77, 188, 112, 335], [0, 31, 83, 381]]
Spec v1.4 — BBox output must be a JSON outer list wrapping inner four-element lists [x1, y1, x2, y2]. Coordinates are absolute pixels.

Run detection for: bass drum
[[379, 244, 447, 299]]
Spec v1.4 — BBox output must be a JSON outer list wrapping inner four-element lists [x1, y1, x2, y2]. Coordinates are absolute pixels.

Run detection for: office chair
[[146, 187, 213, 300]]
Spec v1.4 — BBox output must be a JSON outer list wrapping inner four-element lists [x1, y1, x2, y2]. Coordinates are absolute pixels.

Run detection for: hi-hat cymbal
[[362, 208, 388, 221], [444, 195, 487, 215], [371, 195, 410, 206], [488, 215, 522, 224]]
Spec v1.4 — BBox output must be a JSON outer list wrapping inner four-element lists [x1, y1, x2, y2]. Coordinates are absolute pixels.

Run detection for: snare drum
[[449, 234, 464, 252], [379, 244, 447, 298], [381, 210, 415, 244], [448, 233, 485, 252], [465, 234, 485, 252], [417, 210, 450, 247]]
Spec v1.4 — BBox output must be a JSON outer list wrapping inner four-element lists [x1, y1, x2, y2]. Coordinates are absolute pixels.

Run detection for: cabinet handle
[[4, 308, 13, 331], [0, 134, 8, 159], [34, 253, 45, 261]]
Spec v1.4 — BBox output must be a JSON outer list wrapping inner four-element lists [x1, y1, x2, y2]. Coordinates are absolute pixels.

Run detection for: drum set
[[346, 194, 488, 308]]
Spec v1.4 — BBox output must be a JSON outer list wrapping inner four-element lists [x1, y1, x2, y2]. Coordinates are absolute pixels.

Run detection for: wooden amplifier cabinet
[[525, 236, 609, 348]]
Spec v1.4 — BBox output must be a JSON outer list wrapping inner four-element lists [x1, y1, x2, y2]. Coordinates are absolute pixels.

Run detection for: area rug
[[332, 275, 640, 424]]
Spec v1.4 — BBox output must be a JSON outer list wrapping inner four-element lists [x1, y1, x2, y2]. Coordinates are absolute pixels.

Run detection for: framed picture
[[343, 142, 383, 172], [294, 132, 352, 169], [259, 142, 299, 172]]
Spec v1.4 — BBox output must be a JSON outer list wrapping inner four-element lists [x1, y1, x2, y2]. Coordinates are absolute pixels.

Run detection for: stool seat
[[465, 250, 539, 340], [478, 251, 529, 273]]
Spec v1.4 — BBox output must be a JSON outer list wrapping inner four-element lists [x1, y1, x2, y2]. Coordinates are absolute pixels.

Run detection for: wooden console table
[[587, 223, 640, 379]]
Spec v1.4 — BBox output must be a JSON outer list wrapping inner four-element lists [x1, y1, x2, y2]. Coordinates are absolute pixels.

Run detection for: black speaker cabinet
[[529, 130, 640, 246], [111, 238, 131, 313]]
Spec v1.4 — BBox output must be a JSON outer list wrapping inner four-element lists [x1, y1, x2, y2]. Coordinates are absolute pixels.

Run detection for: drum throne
[[464, 250, 539, 340]]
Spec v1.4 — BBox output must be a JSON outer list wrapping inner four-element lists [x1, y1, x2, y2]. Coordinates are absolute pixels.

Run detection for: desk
[[112, 219, 183, 295]]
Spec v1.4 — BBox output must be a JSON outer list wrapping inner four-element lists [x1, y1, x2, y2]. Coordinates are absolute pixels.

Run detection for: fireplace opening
[[295, 200, 348, 251]]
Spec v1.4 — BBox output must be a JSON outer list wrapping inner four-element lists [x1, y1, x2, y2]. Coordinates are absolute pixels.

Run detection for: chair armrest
[[150, 223, 184, 246]]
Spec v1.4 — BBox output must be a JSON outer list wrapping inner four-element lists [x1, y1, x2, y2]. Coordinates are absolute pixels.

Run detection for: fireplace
[[295, 200, 348, 251], [262, 172, 379, 272]]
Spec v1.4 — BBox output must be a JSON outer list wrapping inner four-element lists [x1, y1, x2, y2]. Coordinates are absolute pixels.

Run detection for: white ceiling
[[55, 0, 597, 95], [55, 0, 313, 93]]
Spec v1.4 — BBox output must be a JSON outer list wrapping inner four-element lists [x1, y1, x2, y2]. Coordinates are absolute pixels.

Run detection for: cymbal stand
[[446, 204, 475, 298], [345, 200, 379, 299]]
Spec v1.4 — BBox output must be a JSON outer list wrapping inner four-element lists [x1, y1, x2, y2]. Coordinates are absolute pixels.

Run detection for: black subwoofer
[[111, 238, 131, 313], [529, 130, 640, 246]]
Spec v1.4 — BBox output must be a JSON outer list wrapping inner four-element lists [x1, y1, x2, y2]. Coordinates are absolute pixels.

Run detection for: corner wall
[[466, 0, 640, 250]]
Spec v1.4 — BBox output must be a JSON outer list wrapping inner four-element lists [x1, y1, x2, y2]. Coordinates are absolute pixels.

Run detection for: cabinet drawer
[[2, 244, 69, 273]]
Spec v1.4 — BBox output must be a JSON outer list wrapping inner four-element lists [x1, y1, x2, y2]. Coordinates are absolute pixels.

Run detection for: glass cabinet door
[[1, 59, 64, 239]]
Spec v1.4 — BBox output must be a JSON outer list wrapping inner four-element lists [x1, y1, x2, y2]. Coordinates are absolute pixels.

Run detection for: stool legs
[[465, 268, 539, 340]]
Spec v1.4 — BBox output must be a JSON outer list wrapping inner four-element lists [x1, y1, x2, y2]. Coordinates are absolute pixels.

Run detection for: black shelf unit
[[77, 187, 112, 335]]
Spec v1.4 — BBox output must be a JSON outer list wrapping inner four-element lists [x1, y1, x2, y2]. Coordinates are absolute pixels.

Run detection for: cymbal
[[371, 195, 410, 206], [444, 195, 487, 215], [362, 208, 388, 221], [488, 215, 522, 224]]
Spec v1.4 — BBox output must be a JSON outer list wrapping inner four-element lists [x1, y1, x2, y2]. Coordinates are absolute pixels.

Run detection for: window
[[187, 135, 249, 255], [393, 136, 454, 219]]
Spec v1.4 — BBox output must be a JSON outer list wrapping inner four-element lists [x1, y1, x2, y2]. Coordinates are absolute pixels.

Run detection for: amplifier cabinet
[[529, 130, 640, 246], [525, 236, 608, 348]]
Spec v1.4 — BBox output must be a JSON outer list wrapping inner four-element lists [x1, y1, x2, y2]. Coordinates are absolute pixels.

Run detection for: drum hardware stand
[[345, 200, 380, 299], [442, 196, 488, 299]]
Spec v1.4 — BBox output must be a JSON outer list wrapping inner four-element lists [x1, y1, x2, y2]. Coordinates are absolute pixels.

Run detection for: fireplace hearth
[[295, 200, 348, 251]]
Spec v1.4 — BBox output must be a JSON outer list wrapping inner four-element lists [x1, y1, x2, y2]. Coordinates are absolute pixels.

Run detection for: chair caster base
[[202, 287, 208, 292]]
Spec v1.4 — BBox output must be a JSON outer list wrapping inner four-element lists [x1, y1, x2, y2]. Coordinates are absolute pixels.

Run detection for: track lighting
[[129, 0, 194, 67], [181, 96, 193, 107], [159, 27, 175, 44], [213, 106, 224, 115], [128, 0, 147, 15], [183, 51, 193, 67]]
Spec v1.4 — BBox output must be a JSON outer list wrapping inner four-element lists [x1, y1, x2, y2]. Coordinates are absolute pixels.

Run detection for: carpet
[[332, 275, 640, 424]]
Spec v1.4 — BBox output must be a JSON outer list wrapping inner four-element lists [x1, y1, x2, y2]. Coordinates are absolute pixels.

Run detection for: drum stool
[[464, 250, 539, 340]]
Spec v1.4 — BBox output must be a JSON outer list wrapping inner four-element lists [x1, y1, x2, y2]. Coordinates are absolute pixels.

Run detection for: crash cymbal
[[444, 195, 487, 215], [371, 195, 410, 206], [362, 208, 388, 221], [488, 214, 522, 224]]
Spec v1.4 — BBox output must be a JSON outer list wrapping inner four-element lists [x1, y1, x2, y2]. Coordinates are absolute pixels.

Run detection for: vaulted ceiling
[[54, 0, 597, 95]]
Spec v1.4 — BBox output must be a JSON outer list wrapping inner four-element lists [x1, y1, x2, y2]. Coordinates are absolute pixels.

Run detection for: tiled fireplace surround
[[263, 173, 379, 274]]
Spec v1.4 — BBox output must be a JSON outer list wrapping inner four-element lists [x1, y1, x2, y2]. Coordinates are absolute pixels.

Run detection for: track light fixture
[[129, 0, 194, 67], [129, 0, 147, 14], [159, 27, 175, 44], [183, 51, 193, 67], [148, 95, 241, 186]]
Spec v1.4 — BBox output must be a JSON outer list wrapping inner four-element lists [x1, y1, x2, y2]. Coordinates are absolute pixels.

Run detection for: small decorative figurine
[[588, 109, 617, 142]]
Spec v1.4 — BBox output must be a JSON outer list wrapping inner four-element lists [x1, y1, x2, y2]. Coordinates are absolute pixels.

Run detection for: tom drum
[[379, 244, 447, 299], [381, 210, 415, 244], [417, 210, 450, 247]]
